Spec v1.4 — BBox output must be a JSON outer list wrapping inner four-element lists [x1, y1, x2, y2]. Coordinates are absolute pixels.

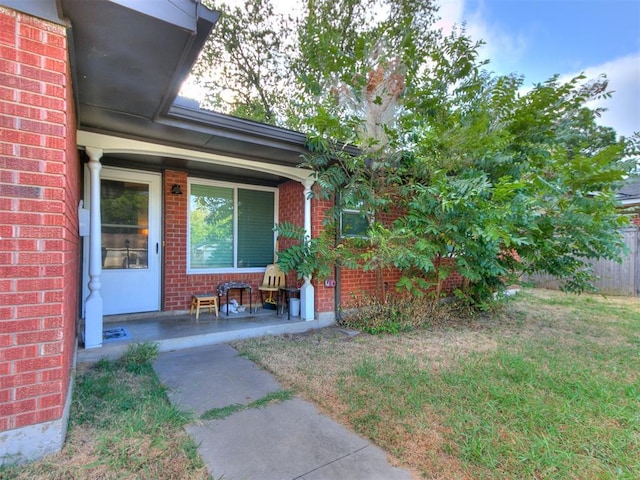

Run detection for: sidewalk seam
[[291, 444, 370, 480]]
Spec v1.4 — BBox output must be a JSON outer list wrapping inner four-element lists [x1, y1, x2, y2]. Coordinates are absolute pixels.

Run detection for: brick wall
[[277, 180, 304, 288], [339, 268, 402, 303], [161, 173, 465, 315], [277, 184, 444, 314], [338, 208, 398, 304], [336, 202, 464, 306], [163, 170, 188, 310], [0, 7, 79, 432], [312, 190, 334, 313]]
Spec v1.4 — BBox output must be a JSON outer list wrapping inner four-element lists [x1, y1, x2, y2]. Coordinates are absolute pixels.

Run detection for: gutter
[[166, 100, 310, 149]]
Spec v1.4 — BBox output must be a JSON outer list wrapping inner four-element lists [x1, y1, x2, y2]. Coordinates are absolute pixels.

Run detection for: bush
[[338, 292, 434, 335]]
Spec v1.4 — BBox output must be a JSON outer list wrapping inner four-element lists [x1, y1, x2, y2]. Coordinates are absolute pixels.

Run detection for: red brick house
[[1, 0, 424, 463]]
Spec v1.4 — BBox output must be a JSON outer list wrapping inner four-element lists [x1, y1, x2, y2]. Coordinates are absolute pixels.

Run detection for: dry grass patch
[[499, 289, 639, 348], [5, 427, 208, 480], [234, 288, 640, 479]]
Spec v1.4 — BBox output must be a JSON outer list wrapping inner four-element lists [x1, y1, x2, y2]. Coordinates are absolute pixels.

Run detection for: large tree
[[281, 0, 636, 304], [194, 0, 638, 305], [193, 0, 293, 123]]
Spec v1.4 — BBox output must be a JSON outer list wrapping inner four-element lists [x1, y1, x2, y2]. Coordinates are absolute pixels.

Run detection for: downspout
[[334, 262, 342, 323]]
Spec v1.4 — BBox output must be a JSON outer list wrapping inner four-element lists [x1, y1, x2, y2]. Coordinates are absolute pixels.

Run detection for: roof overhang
[[61, 0, 220, 124], [58, 0, 311, 184]]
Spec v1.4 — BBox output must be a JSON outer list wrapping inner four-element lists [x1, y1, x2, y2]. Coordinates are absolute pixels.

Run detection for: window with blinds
[[188, 181, 276, 272]]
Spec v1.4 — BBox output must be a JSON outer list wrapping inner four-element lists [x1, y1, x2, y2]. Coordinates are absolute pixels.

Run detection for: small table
[[279, 286, 301, 320], [217, 281, 252, 316]]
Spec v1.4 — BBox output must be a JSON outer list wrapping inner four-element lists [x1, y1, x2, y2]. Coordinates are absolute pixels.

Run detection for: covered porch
[[78, 132, 319, 351], [59, 0, 326, 351], [78, 307, 334, 363]]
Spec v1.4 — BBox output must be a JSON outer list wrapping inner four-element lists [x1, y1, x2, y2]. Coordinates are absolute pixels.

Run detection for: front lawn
[[0, 343, 208, 480], [234, 288, 640, 479], [2, 288, 637, 479]]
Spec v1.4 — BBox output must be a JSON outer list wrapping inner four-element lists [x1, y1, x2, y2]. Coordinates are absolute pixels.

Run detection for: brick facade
[[0, 5, 79, 440], [163, 170, 189, 310], [269, 182, 464, 315], [311, 190, 334, 314], [276, 180, 304, 288], [161, 175, 346, 316], [336, 203, 464, 308]]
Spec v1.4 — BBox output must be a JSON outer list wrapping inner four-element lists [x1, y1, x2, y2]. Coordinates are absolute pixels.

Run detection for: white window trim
[[187, 178, 279, 274]]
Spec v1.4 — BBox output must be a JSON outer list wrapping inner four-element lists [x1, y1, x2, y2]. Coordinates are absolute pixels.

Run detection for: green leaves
[[275, 222, 336, 280], [194, 0, 293, 124], [199, 0, 637, 306]]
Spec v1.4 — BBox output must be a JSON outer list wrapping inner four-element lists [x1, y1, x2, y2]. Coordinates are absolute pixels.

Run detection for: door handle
[[156, 242, 159, 254]]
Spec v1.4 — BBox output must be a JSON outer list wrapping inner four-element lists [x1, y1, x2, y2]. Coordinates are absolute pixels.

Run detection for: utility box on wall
[[78, 201, 90, 237]]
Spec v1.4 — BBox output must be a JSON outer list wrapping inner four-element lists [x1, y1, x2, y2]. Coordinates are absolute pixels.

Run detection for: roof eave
[[166, 99, 309, 149]]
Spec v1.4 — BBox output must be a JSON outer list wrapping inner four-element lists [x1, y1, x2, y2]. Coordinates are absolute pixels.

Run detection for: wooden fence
[[526, 227, 639, 297]]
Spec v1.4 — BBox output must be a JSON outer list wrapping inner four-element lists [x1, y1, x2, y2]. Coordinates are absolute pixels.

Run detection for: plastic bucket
[[289, 298, 301, 317]]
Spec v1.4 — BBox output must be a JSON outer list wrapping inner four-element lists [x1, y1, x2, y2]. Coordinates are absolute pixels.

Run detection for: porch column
[[84, 147, 103, 349], [300, 178, 315, 321]]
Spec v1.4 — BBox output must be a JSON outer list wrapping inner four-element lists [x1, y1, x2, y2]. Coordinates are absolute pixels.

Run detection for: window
[[101, 179, 150, 269], [340, 200, 370, 238], [188, 180, 276, 272]]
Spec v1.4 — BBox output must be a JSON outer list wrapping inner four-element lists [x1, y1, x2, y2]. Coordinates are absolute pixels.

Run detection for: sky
[[436, 0, 640, 138]]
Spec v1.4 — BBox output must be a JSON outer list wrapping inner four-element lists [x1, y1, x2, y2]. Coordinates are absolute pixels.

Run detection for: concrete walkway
[[153, 343, 412, 480]]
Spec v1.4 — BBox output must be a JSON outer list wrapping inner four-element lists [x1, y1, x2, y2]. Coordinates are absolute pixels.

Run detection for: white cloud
[[466, 6, 528, 71], [434, 0, 464, 33], [435, 0, 529, 74], [560, 54, 640, 138]]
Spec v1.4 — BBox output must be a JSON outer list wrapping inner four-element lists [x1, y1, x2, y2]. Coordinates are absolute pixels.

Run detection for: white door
[[84, 167, 161, 315]]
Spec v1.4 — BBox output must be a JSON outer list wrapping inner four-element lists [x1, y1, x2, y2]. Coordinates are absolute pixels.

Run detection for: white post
[[84, 147, 104, 348], [300, 178, 315, 321]]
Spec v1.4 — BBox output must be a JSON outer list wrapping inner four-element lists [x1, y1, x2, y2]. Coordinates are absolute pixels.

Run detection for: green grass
[[200, 389, 293, 420], [235, 289, 640, 479], [340, 344, 639, 478], [1, 342, 209, 480]]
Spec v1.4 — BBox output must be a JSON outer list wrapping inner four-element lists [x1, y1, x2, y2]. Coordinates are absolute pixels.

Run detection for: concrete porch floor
[[77, 307, 334, 363]]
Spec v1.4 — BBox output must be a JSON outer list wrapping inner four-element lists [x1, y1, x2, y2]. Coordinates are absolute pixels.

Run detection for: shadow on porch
[[78, 307, 333, 363]]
